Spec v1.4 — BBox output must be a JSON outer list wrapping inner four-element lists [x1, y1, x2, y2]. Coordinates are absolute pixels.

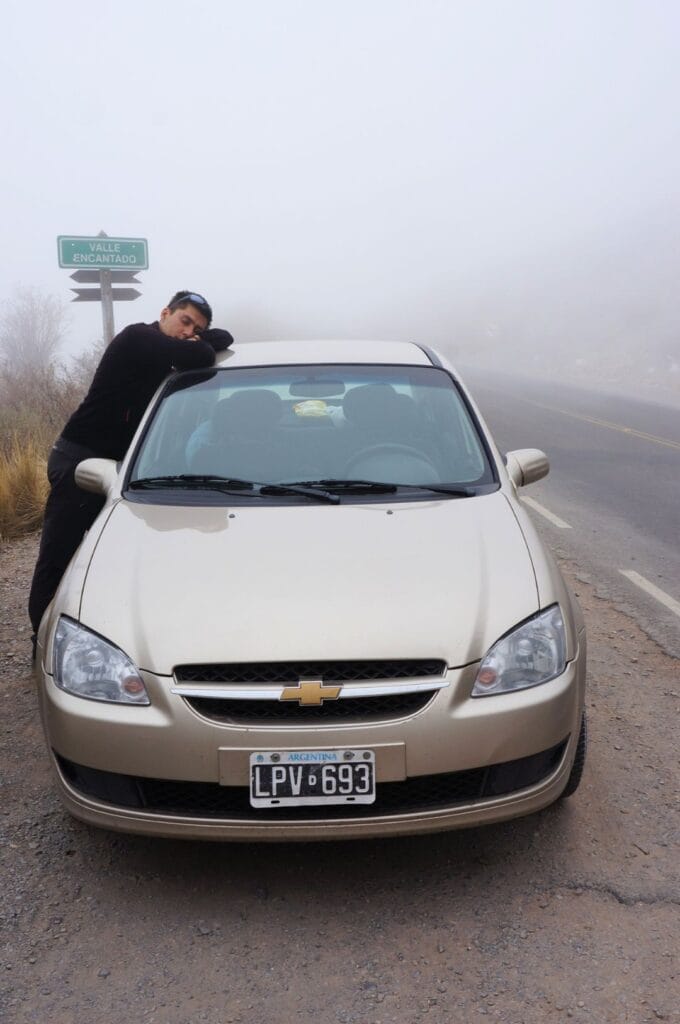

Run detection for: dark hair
[[167, 290, 213, 327]]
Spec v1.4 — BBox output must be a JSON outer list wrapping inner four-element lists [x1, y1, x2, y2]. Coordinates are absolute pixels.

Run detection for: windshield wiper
[[128, 475, 339, 503], [259, 483, 339, 504], [385, 482, 478, 497], [285, 478, 477, 497], [282, 478, 397, 494], [128, 474, 256, 493]]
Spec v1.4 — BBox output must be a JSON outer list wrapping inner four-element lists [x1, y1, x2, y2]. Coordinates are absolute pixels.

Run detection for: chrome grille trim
[[171, 679, 449, 701]]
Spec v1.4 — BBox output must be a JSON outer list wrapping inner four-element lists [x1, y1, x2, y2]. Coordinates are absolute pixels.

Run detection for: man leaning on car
[[28, 290, 234, 642]]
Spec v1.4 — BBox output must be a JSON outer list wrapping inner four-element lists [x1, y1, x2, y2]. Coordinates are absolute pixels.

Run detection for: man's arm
[[119, 323, 221, 373], [158, 326, 234, 370]]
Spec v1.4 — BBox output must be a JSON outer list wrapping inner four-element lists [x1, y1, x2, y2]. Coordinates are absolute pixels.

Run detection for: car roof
[[215, 339, 435, 369]]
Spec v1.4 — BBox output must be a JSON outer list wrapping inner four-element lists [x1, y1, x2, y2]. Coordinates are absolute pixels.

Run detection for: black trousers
[[28, 439, 106, 632]]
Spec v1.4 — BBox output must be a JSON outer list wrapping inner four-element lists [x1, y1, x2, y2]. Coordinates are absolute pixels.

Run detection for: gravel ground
[[1, 533, 678, 1024]]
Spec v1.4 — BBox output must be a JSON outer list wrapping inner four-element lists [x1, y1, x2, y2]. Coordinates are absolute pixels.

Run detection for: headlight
[[471, 606, 566, 697], [52, 617, 149, 705]]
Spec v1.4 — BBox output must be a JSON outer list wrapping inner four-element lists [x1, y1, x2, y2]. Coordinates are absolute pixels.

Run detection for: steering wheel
[[344, 443, 436, 474]]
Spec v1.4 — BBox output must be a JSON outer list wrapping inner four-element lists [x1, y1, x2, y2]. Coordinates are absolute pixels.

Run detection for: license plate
[[249, 749, 376, 807]]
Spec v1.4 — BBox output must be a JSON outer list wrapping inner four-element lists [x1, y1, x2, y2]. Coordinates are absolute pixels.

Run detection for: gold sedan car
[[35, 340, 587, 840]]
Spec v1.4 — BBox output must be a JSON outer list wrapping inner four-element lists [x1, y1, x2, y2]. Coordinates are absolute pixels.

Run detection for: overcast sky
[[3, 0, 680, 377]]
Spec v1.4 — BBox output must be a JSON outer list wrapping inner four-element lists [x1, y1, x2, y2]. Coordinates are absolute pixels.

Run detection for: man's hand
[[201, 328, 234, 352]]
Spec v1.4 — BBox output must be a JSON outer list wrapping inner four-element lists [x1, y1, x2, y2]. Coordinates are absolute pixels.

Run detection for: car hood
[[78, 493, 539, 674]]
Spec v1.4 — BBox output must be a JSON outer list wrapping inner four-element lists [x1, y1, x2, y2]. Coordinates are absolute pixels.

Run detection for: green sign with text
[[58, 235, 149, 270]]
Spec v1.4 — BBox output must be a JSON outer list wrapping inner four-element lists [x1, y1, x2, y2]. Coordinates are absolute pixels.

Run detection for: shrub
[[0, 438, 49, 541]]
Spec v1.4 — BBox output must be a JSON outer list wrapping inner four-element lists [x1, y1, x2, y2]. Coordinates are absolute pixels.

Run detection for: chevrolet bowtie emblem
[[280, 679, 342, 705]]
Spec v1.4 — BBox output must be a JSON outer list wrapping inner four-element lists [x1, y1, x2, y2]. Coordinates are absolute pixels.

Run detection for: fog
[[3, 0, 680, 395]]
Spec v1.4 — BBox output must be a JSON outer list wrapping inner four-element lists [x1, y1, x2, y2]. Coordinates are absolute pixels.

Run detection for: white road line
[[521, 496, 572, 529], [619, 570, 680, 619]]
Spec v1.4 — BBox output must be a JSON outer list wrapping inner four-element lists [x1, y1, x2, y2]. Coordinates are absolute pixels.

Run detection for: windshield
[[128, 364, 496, 498]]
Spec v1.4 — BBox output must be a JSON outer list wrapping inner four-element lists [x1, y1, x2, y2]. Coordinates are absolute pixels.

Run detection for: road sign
[[70, 269, 141, 284], [71, 287, 141, 302], [59, 230, 148, 343], [58, 235, 148, 270]]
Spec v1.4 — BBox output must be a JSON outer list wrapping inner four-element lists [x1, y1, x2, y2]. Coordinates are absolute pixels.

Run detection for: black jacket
[[61, 321, 233, 460]]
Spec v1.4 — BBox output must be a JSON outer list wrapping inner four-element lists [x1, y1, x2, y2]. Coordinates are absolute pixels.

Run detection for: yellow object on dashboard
[[293, 400, 329, 417]]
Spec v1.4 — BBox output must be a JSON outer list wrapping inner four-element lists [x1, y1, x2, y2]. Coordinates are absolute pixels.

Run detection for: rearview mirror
[[289, 378, 346, 397]]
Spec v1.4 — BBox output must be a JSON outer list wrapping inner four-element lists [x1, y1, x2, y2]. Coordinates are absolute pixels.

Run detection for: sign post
[[57, 231, 149, 343], [100, 269, 115, 346]]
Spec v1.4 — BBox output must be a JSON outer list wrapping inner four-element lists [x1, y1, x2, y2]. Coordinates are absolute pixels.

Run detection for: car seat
[[189, 389, 286, 481]]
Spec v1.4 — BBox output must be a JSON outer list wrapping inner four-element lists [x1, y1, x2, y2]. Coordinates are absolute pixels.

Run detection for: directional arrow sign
[[71, 288, 141, 302], [70, 270, 141, 284]]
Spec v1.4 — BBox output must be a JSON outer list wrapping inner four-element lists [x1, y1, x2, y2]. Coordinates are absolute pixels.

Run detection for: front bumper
[[36, 641, 586, 840]]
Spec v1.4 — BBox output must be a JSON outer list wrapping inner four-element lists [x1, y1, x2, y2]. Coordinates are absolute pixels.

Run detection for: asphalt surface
[[461, 369, 680, 658]]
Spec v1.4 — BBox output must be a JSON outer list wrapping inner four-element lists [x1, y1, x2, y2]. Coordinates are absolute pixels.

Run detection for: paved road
[[461, 368, 680, 658]]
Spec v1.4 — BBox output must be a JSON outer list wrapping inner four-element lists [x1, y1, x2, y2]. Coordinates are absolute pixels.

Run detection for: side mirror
[[74, 458, 119, 497], [505, 448, 549, 488]]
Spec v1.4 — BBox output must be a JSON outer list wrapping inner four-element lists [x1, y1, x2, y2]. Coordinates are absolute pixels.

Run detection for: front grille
[[185, 691, 435, 723], [56, 741, 567, 822], [174, 659, 447, 685]]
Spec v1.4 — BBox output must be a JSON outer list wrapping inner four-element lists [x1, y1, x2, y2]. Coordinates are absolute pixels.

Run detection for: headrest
[[342, 385, 400, 428], [212, 389, 282, 434]]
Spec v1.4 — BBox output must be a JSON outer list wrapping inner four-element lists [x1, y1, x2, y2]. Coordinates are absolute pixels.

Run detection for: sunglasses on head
[[178, 293, 209, 309]]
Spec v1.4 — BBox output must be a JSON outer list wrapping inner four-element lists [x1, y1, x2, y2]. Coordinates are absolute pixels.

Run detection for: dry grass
[[0, 438, 49, 541]]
